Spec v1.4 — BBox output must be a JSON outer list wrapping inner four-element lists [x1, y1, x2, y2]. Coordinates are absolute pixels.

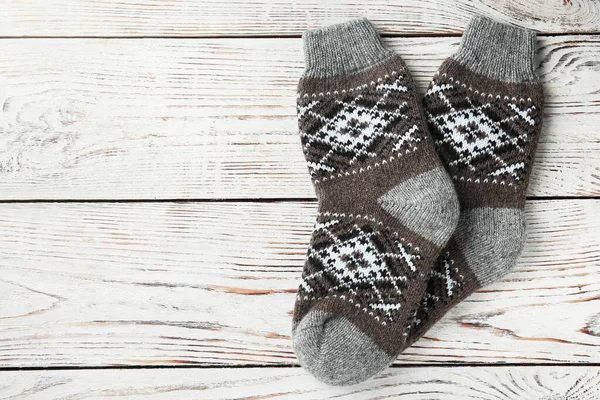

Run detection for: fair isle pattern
[[424, 75, 542, 184], [406, 251, 464, 336], [298, 213, 423, 323], [297, 73, 424, 181]]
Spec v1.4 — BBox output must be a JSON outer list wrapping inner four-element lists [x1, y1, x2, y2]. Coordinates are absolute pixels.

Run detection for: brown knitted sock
[[404, 16, 544, 349], [291, 19, 459, 385]]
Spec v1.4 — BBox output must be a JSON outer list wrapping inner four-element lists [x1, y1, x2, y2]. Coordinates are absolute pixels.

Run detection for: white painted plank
[[2, 367, 600, 399], [0, 37, 598, 200], [0, 1, 598, 37], [0, 200, 598, 367]]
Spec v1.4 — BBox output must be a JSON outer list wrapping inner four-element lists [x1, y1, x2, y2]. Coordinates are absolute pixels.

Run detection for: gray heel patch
[[378, 168, 459, 246], [455, 207, 526, 286]]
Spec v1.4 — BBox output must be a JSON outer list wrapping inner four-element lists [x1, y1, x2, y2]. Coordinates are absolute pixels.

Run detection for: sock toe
[[292, 310, 393, 385]]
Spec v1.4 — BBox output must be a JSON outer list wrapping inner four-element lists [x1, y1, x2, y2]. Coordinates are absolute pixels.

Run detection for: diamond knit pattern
[[297, 75, 424, 181], [298, 213, 423, 323], [424, 76, 542, 184], [406, 251, 464, 338]]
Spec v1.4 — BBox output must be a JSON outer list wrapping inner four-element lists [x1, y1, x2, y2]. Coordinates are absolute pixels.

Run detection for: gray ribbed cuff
[[452, 16, 538, 82], [302, 18, 394, 78]]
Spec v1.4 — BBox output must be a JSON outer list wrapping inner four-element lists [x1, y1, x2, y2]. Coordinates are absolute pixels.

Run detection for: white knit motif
[[298, 75, 423, 180], [299, 217, 422, 322], [425, 81, 538, 183]]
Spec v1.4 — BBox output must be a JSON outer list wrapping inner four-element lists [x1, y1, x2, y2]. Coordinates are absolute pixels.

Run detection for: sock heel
[[455, 207, 526, 286], [378, 168, 459, 247]]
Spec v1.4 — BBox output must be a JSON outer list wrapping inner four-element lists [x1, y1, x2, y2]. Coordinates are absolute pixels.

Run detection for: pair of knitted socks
[[292, 16, 543, 385]]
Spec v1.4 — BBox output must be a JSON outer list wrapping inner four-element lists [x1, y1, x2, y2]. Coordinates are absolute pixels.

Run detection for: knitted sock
[[291, 19, 459, 386], [404, 16, 544, 348]]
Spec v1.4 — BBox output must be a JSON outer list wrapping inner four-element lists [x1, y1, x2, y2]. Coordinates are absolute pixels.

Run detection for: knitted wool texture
[[404, 15, 544, 348], [291, 19, 459, 385]]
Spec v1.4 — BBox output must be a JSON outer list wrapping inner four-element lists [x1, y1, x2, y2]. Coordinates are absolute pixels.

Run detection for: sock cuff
[[452, 15, 538, 83], [302, 18, 395, 78]]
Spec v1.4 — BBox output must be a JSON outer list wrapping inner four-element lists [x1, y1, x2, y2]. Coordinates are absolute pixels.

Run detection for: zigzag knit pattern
[[406, 250, 464, 334], [298, 212, 424, 323], [407, 68, 543, 341], [424, 74, 542, 184], [297, 73, 424, 181]]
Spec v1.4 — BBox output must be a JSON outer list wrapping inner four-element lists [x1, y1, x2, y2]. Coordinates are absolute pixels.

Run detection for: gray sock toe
[[293, 310, 393, 385]]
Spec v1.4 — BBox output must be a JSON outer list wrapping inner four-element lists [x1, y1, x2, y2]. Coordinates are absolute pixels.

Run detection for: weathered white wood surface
[[0, 1, 599, 37], [0, 37, 599, 200], [2, 367, 600, 399], [0, 200, 598, 367]]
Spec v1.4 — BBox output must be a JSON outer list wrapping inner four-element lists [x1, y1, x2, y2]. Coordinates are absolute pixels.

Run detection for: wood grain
[[2, 367, 600, 399], [0, 36, 599, 200], [0, 200, 598, 367], [0, 1, 599, 37]]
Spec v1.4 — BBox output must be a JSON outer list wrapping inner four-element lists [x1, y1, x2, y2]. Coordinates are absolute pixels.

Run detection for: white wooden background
[[1, 1, 599, 399]]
